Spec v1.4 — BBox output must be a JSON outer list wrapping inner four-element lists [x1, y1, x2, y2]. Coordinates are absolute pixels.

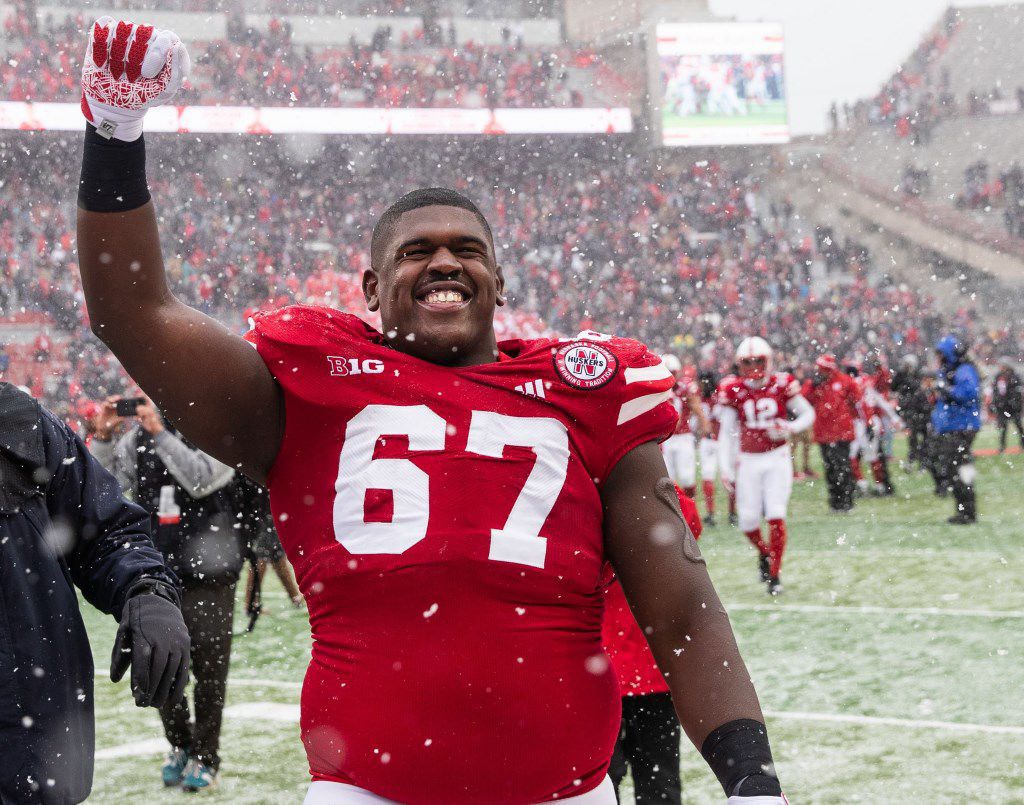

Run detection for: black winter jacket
[[0, 384, 177, 804]]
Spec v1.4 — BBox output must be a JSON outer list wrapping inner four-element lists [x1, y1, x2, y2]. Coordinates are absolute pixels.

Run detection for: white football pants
[[699, 437, 719, 480], [662, 433, 696, 487], [736, 445, 793, 532], [304, 776, 617, 804]]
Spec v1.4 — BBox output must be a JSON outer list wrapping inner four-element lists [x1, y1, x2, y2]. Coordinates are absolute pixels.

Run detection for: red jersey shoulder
[[247, 304, 380, 351], [717, 376, 745, 406], [770, 371, 801, 398]]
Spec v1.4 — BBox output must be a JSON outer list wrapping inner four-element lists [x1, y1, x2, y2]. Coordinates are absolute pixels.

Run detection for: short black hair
[[370, 187, 494, 271]]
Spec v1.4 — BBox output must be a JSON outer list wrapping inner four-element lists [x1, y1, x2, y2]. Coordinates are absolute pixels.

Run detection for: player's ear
[[495, 264, 506, 307], [363, 269, 380, 312]]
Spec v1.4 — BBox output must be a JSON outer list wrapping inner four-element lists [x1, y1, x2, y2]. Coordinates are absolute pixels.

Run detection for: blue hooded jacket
[[931, 335, 981, 433]]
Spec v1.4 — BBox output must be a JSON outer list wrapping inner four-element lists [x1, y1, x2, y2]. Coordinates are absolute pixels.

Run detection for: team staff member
[[803, 355, 861, 512], [91, 397, 239, 791], [931, 336, 981, 524], [0, 383, 189, 804], [603, 488, 702, 805]]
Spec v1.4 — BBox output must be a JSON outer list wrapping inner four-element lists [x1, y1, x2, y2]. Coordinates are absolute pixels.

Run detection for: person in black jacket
[[0, 382, 189, 805], [892, 354, 931, 469], [990, 357, 1023, 453], [90, 395, 240, 792]]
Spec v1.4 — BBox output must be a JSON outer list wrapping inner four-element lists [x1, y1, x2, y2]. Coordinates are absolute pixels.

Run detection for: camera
[[115, 397, 146, 417]]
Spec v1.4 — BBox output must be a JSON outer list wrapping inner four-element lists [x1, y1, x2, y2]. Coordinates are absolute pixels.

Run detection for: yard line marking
[[223, 702, 300, 722], [95, 737, 167, 760], [705, 547, 1017, 558], [765, 710, 1024, 736], [95, 701, 1024, 760], [727, 602, 1024, 619], [231, 678, 303, 690]]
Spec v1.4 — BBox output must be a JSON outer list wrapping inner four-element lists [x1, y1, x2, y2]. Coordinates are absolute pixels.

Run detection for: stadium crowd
[[2, 11, 594, 108], [4, 131, 1019, 431]]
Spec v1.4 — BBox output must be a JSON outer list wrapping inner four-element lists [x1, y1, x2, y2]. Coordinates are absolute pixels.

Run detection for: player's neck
[[389, 332, 502, 368]]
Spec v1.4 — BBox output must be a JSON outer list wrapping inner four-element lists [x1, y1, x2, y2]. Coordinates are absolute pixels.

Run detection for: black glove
[[111, 583, 190, 708]]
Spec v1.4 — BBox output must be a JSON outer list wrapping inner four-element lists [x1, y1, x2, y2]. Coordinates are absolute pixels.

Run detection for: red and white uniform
[[698, 389, 722, 481], [717, 372, 807, 532], [662, 378, 698, 488], [247, 306, 677, 805], [858, 374, 899, 462]]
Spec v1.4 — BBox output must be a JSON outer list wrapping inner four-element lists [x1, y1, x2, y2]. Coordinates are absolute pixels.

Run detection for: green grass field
[[662, 99, 787, 130], [81, 429, 1024, 803]]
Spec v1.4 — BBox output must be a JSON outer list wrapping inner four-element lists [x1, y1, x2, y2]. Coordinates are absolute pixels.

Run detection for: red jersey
[[601, 490, 702, 697], [802, 372, 861, 444], [248, 305, 677, 805], [700, 392, 721, 441], [670, 378, 699, 435], [718, 372, 801, 453]]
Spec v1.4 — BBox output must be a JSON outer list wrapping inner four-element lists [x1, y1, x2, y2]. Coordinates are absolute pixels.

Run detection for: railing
[[820, 153, 1024, 260]]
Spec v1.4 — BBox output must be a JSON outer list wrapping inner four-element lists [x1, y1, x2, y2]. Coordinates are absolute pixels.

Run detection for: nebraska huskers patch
[[553, 342, 618, 389]]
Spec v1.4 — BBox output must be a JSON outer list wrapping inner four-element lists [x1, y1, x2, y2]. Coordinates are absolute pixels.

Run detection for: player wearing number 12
[[717, 338, 815, 596], [75, 16, 787, 805]]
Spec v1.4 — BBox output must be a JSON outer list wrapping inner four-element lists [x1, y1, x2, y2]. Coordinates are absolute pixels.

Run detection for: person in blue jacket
[[930, 335, 982, 524], [0, 382, 190, 804]]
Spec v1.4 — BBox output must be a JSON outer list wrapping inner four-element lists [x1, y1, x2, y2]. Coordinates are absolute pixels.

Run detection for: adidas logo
[[514, 379, 546, 399]]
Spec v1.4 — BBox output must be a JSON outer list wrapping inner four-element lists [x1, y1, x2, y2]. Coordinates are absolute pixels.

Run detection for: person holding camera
[[90, 395, 239, 791], [930, 337, 982, 524], [0, 382, 189, 804]]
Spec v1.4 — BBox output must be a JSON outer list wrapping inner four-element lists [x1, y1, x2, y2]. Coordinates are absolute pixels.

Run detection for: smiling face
[[363, 204, 505, 366]]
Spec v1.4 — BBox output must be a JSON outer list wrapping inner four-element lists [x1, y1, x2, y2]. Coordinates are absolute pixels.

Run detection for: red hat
[[815, 354, 838, 372]]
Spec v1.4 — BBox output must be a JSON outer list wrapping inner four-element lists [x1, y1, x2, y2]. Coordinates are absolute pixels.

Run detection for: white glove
[[80, 17, 190, 142], [765, 420, 792, 442]]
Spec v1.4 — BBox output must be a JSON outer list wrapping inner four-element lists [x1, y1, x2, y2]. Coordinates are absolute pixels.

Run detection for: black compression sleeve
[[700, 718, 782, 797], [78, 124, 151, 213]]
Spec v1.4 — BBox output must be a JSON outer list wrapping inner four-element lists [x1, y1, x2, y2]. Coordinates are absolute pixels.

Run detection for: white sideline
[[727, 602, 1024, 619], [231, 677, 303, 689], [94, 698, 1024, 761], [763, 710, 1024, 736]]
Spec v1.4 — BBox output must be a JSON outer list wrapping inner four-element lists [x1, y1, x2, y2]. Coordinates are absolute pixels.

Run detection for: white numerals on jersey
[[742, 397, 779, 430], [465, 411, 569, 568], [333, 405, 569, 569], [334, 405, 446, 554]]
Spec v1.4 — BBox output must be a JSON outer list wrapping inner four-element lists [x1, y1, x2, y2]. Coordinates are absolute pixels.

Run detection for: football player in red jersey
[[718, 338, 814, 596], [76, 20, 786, 804], [660, 356, 708, 502]]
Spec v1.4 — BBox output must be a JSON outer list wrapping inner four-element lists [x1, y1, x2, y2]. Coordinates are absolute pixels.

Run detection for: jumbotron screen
[[653, 22, 789, 147]]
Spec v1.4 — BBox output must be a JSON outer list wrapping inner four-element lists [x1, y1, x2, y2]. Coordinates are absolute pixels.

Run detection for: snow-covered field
[[82, 430, 1024, 803]]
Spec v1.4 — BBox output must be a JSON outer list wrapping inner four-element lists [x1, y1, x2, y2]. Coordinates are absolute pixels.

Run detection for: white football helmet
[[660, 353, 683, 375], [735, 337, 772, 381]]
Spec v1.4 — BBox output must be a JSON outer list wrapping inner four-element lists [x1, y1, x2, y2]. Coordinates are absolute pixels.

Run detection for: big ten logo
[[327, 356, 385, 377]]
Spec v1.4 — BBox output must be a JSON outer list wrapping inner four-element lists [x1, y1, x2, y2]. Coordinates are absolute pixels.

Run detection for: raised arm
[[602, 441, 783, 801], [75, 18, 281, 480]]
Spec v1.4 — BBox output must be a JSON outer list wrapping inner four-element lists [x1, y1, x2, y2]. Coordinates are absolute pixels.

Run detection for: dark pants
[[159, 581, 236, 770], [907, 425, 928, 465], [820, 441, 853, 511], [933, 431, 977, 519], [608, 693, 681, 805], [996, 410, 1024, 451]]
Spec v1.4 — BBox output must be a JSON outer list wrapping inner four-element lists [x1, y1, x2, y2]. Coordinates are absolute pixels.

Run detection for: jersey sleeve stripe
[[616, 389, 674, 426], [623, 363, 673, 385]]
